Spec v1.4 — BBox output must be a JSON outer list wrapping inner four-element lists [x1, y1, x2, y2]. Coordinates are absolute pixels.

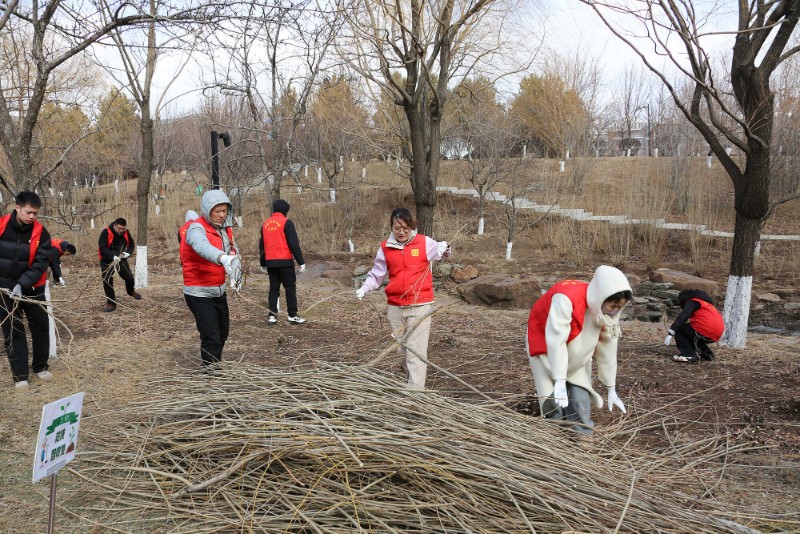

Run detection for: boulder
[[625, 273, 641, 290], [457, 274, 541, 309], [649, 268, 718, 295], [788, 320, 800, 332], [451, 265, 479, 283], [304, 261, 352, 287], [756, 293, 781, 302]]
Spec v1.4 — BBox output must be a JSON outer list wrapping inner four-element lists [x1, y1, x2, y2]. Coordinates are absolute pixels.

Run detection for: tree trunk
[[135, 110, 153, 289]]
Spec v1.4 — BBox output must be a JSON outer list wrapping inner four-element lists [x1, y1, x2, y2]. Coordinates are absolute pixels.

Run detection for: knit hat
[[272, 199, 290, 215]]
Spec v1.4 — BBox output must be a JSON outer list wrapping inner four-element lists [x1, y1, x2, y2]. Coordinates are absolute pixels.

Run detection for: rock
[[753, 304, 765, 311], [305, 261, 353, 287], [646, 302, 663, 311], [784, 302, 800, 311], [632, 296, 648, 305], [652, 282, 674, 290], [653, 289, 680, 303], [749, 325, 785, 334], [636, 311, 663, 322], [625, 273, 641, 290], [788, 321, 800, 332], [353, 265, 370, 276], [649, 268, 718, 295], [451, 265, 479, 283], [756, 293, 782, 303], [457, 274, 541, 309], [436, 263, 454, 278]]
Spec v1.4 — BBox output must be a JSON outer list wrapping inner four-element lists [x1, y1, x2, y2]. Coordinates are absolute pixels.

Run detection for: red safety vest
[[382, 233, 434, 306], [0, 214, 47, 288], [689, 298, 725, 341], [97, 227, 131, 260], [527, 280, 589, 356], [262, 212, 292, 261], [52, 238, 64, 255], [180, 217, 235, 286]]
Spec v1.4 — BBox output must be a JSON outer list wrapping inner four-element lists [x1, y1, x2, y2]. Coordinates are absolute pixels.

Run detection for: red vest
[[382, 233, 434, 306], [689, 298, 724, 341], [97, 227, 131, 259], [52, 238, 64, 255], [0, 214, 47, 288], [180, 218, 234, 286], [527, 280, 589, 356], [262, 213, 292, 261]]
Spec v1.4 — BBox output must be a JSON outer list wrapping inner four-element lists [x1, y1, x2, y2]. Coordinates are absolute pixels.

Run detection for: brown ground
[[1, 159, 799, 531]]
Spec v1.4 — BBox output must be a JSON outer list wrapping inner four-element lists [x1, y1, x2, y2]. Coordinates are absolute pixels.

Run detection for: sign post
[[33, 392, 85, 534]]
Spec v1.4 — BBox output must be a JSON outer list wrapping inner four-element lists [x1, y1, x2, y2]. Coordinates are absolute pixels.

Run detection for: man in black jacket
[[259, 199, 306, 324], [0, 191, 53, 389], [98, 217, 141, 312]]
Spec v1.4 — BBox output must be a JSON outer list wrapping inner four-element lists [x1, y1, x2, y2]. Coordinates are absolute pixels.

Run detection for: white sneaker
[[287, 316, 306, 324], [268, 315, 277, 325], [14, 380, 29, 389], [36, 370, 53, 381]]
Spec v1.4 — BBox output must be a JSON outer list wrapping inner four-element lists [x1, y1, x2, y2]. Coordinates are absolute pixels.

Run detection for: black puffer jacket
[[98, 224, 135, 265], [0, 211, 52, 294], [669, 289, 715, 332]]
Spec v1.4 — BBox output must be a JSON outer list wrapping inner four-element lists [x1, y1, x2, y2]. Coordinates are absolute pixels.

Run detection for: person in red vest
[[181, 190, 240, 366], [665, 289, 724, 363], [355, 207, 451, 389], [48, 238, 76, 286], [526, 265, 632, 438], [0, 191, 53, 389], [259, 199, 306, 325], [98, 217, 140, 312]]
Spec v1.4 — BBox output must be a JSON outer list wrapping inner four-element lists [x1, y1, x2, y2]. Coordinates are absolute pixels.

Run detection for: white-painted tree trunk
[[45, 282, 57, 359], [234, 216, 243, 227], [653, 148, 659, 158], [361, 167, 366, 178], [329, 189, 336, 203], [706, 156, 713, 168], [348, 239, 354, 253], [114, 179, 119, 193], [559, 161, 565, 172], [477, 217, 485, 235], [505, 241, 513, 260], [565, 150, 570, 159], [297, 186, 302, 195], [90, 218, 95, 229], [522, 144, 527, 158], [155, 205, 161, 216], [304, 165, 308, 178], [753, 241, 761, 256], [317, 168, 322, 184], [135, 245, 148, 289], [719, 275, 751, 349]]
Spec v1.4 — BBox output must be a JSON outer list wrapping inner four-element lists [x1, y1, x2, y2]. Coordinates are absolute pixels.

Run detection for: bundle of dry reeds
[[70, 362, 757, 533]]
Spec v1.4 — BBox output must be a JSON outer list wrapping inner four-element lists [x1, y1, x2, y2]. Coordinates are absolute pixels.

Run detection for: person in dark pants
[[0, 191, 53, 389], [48, 238, 76, 286], [181, 190, 240, 366], [98, 218, 140, 312], [259, 199, 306, 325], [665, 289, 724, 363]]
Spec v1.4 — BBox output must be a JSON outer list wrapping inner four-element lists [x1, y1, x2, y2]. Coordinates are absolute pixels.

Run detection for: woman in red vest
[[665, 289, 724, 363], [181, 190, 240, 367], [356, 208, 451, 389], [526, 265, 632, 438]]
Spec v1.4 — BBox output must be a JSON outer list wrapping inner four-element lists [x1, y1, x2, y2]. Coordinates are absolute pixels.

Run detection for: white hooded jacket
[[527, 265, 632, 408]]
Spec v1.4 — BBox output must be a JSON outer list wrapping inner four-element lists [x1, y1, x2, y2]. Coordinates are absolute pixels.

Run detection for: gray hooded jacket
[[183, 190, 236, 297]]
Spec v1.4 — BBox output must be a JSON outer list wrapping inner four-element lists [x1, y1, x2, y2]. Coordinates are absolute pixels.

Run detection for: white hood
[[586, 265, 632, 321]]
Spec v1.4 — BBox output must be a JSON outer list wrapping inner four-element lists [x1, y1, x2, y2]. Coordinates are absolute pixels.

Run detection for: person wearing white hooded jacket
[[526, 265, 632, 437]]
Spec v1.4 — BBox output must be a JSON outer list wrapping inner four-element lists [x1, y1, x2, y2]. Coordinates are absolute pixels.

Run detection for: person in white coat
[[526, 265, 632, 437]]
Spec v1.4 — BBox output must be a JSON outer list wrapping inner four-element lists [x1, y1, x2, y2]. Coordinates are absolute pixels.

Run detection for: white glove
[[58, 277, 66, 286], [228, 255, 242, 291], [607, 386, 626, 413], [355, 288, 366, 300], [552, 379, 568, 408], [112, 255, 120, 262], [299, 264, 306, 273], [437, 241, 451, 258], [260, 266, 268, 273], [664, 329, 674, 346], [219, 254, 237, 274], [10, 284, 22, 299], [120, 252, 130, 259]]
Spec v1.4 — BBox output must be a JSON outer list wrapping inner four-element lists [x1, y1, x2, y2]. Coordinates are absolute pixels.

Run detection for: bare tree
[[0, 0, 198, 194], [340, 0, 531, 236], [583, 0, 800, 348]]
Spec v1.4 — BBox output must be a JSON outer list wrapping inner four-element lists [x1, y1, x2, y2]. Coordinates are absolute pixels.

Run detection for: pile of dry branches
[[71, 363, 757, 533]]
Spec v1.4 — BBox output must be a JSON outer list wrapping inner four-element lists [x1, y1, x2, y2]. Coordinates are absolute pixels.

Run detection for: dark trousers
[[675, 322, 715, 360], [1, 292, 50, 382], [184, 294, 229, 366], [541, 383, 594, 436], [101, 260, 135, 304], [267, 266, 298, 317]]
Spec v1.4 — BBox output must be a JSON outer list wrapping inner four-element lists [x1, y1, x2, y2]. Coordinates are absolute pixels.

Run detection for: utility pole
[[210, 131, 231, 189]]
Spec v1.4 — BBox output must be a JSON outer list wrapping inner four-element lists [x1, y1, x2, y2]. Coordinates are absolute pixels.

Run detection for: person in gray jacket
[[179, 190, 240, 366]]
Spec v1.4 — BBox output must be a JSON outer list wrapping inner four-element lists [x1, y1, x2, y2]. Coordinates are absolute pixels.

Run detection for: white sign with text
[[33, 392, 84, 483]]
